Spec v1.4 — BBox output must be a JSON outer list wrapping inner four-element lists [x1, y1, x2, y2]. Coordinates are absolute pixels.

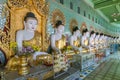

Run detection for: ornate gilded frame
[[69, 19, 78, 33], [80, 22, 87, 33], [0, 4, 10, 61], [0, 0, 49, 61], [90, 26, 95, 32], [50, 9, 65, 27]]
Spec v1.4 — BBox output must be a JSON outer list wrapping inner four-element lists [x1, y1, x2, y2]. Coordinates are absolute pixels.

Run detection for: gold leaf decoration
[[69, 19, 78, 33], [50, 9, 65, 27], [80, 22, 87, 32], [33, 0, 49, 15], [8, 0, 28, 8]]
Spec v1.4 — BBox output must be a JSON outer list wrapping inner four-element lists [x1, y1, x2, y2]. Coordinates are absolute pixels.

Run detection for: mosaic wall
[[46, 0, 118, 36]]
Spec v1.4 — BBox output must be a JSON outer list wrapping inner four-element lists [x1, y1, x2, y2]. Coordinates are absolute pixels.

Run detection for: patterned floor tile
[[93, 77, 103, 80], [82, 51, 120, 80]]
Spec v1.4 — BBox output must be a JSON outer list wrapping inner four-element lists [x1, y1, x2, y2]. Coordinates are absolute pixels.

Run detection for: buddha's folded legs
[[5, 56, 20, 71], [33, 52, 48, 60]]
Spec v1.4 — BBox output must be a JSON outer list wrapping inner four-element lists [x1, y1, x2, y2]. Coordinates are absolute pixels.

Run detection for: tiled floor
[[1, 51, 120, 80], [83, 52, 120, 80]]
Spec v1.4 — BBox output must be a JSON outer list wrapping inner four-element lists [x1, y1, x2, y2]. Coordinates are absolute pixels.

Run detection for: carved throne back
[[0, 0, 49, 64]]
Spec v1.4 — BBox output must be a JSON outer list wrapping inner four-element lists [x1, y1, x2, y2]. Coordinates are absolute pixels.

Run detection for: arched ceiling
[[91, 0, 120, 27]]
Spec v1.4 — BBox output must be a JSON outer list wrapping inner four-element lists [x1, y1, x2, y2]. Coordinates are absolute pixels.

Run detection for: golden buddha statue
[[98, 33, 104, 49], [81, 28, 90, 53], [55, 35, 66, 51], [73, 38, 80, 47], [69, 26, 81, 54], [50, 20, 68, 73], [89, 31, 96, 52], [84, 39, 89, 47], [6, 12, 51, 71], [94, 32, 100, 51]]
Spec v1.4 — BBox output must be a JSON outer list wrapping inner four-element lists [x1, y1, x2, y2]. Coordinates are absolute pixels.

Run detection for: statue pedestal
[[18, 55, 29, 75], [47, 67, 80, 80], [2, 65, 53, 80], [95, 49, 106, 63], [105, 48, 110, 57], [72, 53, 95, 71]]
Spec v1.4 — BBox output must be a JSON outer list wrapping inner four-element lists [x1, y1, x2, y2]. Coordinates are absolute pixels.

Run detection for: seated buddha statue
[[117, 37, 119, 44], [110, 37, 113, 44], [106, 36, 110, 46], [107, 36, 111, 47], [104, 35, 109, 48], [81, 28, 90, 53], [112, 37, 115, 44], [50, 20, 68, 73], [108, 36, 111, 47], [103, 35, 107, 48], [102, 34, 106, 48], [94, 32, 100, 50], [69, 26, 81, 54], [89, 31, 96, 52], [98, 33, 104, 49], [110, 37, 112, 44], [6, 12, 51, 70], [114, 37, 117, 44]]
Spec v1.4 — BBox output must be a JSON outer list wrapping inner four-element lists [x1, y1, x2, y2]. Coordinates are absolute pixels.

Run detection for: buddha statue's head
[[72, 26, 80, 37], [99, 33, 104, 40], [95, 32, 100, 39], [90, 31, 96, 38], [24, 12, 38, 32], [82, 28, 89, 38], [55, 20, 64, 35]]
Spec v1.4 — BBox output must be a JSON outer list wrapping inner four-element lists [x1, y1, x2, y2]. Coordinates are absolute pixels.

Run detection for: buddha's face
[[91, 33, 96, 38], [97, 35, 100, 39], [57, 25, 64, 34], [75, 30, 80, 37], [24, 18, 38, 31], [86, 31, 90, 37], [102, 35, 104, 39]]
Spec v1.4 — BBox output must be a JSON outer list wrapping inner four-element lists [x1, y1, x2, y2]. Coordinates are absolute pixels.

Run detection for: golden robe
[[6, 31, 42, 70], [73, 38, 80, 47], [23, 31, 41, 51], [53, 35, 68, 73], [55, 35, 66, 50], [82, 38, 89, 53]]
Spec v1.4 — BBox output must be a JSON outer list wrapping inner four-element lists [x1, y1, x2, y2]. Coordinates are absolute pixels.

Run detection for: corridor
[[84, 52, 120, 80]]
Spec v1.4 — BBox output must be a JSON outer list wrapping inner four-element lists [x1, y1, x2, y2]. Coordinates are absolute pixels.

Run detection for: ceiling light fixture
[[111, 12, 120, 17], [114, 18, 117, 21]]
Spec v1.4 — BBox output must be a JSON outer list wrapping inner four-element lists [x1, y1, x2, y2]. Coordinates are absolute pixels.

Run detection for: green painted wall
[[46, 0, 117, 36]]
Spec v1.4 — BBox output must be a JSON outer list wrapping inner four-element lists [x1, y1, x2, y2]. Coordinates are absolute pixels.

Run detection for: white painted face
[[24, 18, 38, 31], [92, 33, 96, 38], [94, 33, 96, 38], [96, 35, 100, 39], [86, 32, 90, 37], [57, 25, 64, 34], [75, 30, 80, 37], [102, 35, 104, 39]]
